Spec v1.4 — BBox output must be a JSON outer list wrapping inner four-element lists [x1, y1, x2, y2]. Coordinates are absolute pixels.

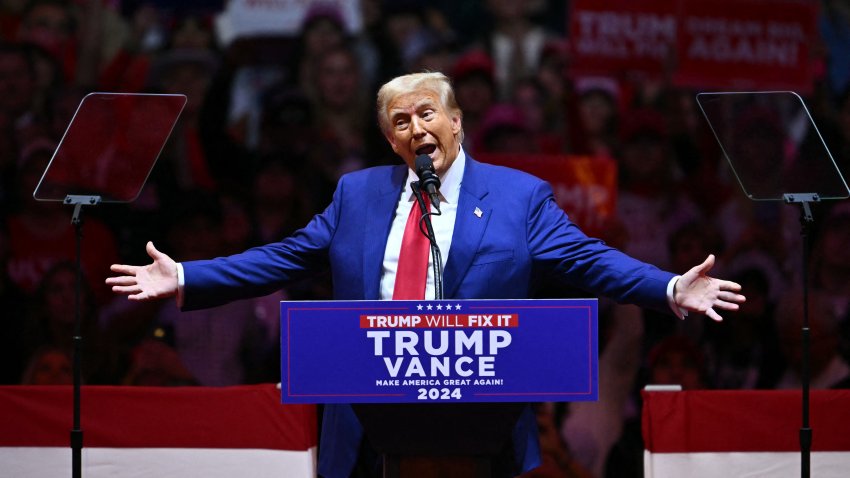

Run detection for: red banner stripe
[[0, 385, 317, 450], [642, 390, 850, 453]]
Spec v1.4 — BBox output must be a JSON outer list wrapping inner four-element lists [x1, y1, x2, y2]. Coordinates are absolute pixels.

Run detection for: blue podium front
[[280, 299, 598, 404]]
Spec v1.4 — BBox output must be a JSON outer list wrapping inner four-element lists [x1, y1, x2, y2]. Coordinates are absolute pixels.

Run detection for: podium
[[280, 298, 599, 477]]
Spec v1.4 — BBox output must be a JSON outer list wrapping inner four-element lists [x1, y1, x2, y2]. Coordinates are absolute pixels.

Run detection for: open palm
[[674, 254, 746, 322], [106, 241, 179, 301]]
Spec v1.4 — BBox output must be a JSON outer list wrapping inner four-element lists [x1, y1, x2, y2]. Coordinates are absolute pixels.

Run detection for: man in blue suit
[[108, 72, 745, 477]]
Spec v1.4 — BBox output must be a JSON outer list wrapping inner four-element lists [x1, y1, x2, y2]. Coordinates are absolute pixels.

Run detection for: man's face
[[385, 90, 462, 176]]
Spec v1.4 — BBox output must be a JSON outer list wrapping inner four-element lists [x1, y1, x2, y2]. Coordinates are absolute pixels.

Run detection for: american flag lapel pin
[[474, 207, 483, 218]]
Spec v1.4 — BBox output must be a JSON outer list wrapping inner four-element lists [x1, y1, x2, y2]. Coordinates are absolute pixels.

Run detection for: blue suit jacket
[[182, 157, 675, 477]]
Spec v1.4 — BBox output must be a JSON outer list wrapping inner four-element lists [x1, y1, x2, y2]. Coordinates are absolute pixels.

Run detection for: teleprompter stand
[[697, 91, 850, 478], [33, 93, 187, 478], [66, 194, 101, 478]]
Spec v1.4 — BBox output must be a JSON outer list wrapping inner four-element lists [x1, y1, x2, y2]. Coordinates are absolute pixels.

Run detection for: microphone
[[414, 154, 441, 212]]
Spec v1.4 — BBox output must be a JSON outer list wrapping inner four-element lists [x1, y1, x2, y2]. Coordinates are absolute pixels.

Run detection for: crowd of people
[[1, 1, 850, 477]]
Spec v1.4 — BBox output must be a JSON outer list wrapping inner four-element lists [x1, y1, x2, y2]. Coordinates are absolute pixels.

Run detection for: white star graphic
[[436, 304, 443, 310], [416, 304, 423, 310], [455, 304, 462, 310], [426, 304, 433, 310]]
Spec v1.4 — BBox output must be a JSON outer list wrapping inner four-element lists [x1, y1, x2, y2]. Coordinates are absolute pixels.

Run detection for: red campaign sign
[[569, 0, 678, 76], [568, 0, 817, 93], [674, 0, 817, 94], [477, 154, 617, 239]]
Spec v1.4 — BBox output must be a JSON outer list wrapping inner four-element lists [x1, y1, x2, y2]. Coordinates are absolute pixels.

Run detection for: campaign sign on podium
[[280, 299, 598, 403]]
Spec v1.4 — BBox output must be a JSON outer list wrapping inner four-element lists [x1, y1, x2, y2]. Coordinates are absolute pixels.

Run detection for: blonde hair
[[376, 72, 464, 141]]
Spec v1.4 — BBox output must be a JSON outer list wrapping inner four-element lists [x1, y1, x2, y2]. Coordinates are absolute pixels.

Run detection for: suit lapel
[[363, 165, 408, 299], [443, 158, 491, 298]]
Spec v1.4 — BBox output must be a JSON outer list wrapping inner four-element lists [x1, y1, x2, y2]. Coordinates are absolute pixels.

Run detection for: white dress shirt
[[379, 148, 466, 300]]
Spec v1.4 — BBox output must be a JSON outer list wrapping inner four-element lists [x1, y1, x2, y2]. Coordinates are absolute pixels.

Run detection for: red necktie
[[393, 194, 431, 299]]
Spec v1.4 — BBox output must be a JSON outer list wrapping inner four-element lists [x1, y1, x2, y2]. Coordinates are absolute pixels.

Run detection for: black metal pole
[[71, 202, 84, 478], [64, 195, 99, 478], [784, 193, 817, 478], [800, 207, 812, 478]]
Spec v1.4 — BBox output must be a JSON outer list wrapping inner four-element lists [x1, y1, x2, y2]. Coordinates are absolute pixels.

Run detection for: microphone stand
[[412, 182, 443, 300]]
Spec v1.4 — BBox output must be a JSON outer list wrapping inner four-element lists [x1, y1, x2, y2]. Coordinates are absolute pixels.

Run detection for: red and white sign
[[675, 0, 817, 94], [569, 0, 817, 93], [643, 390, 850, 477], [0, 385, 317, 477], [215, 0, 363, 45], [569, 0, 677, 76]]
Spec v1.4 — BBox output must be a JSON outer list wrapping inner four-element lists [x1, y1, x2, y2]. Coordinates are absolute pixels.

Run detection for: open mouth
[[415, 144, 437, 156]]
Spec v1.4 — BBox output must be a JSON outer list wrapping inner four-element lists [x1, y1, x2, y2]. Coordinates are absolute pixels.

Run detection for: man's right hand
[[106, 241, 178, 301]]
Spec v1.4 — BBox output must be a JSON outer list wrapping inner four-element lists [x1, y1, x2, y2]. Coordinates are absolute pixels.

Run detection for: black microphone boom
[[414, 154, 441, 212]]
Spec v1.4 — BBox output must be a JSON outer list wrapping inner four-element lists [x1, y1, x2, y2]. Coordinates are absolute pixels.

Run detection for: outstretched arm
[[674, 254, 746, 322], [106, 241, 178, 301]]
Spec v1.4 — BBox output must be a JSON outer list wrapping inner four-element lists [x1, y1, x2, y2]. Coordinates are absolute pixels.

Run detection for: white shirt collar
[[404, 147, 466, 204]]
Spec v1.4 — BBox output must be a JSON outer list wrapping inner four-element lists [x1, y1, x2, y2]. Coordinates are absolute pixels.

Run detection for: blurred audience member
[[0, 43, 41, 210], [249, 159, 310, 244], [0, 222, 28, 384], [16, 0, 76, 82], [835, 86, 850, 175], [374, 2, 427, 80], [573, 77, 620, 161], [146, 48, 219, 200], [21, 261, 118, 384], [616, 109, 701, 270], [256, 85, 315, 159], [450, 49, 496, 152], [668, 222, 724, 276], [480, 0, 557, 100], [512, 76, 565, 154], [562, 304, 644, 478], [522, 403, 593, 478], [701, 267, 784, 389], [604, 334, 708, 478], [819, 0, 850, 98], [122, 338, 198, 386], [665, 221, 726, 341], [534, 40, 569, 129], [811, 203, 850, 365], [21, 345, 72, 385], [98, 3, 164, 92], [150, 192, 276, 386], [403, 28, 457, 77], [5, 138, 119, 304], [0, 0, 27, 41], [306, 45, 375, 195], [665, 88, 730, 217], [0, 43, 42, 140], [812, 202, 850, 301], [293, 3, 348, 95], [647, 334, 709, 390], [474, 103, 536, 154], [772, 290, 850, 389]]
